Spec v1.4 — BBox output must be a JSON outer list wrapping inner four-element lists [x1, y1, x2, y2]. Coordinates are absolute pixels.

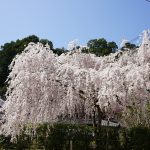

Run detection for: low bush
[[0, 124, 150, 150]]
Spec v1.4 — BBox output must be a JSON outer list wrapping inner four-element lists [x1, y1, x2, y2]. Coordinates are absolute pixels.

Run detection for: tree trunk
[[93, 100, 103, 149]]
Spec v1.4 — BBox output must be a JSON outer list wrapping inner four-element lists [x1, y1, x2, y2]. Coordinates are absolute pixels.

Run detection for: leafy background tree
[[121, 42, 137, 51], [39, 39, 53, 50], [87, 38, 118, 56]]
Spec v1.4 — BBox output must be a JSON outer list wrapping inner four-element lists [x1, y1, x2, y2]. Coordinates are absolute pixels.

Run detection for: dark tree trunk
[[92, 98, 103, 149]]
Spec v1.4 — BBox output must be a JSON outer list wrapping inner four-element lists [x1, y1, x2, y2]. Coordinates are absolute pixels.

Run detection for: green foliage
[[35, 123, 93, 150], [94, 126, 121, 150], [121, 42, 137, 51], [15, 129, 32, 150], [53, 48, 68, 56], [121, 127, 150, 150], [0, 135, 15, 149], [131, 127, 150, 150], [0, 124, 149, 150], [40, 39, 53, 50], [81, 47, 89, 53], [86, 38, 118, 56], [35, 123, 68, 149], [69, 124, 93, 150]]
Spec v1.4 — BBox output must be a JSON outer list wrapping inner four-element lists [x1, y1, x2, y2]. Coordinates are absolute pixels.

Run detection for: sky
[[0, 0, 149, 48]]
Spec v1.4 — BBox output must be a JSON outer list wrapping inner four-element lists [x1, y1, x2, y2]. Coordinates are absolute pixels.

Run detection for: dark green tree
[[87, 38, 118, 56], [121, 42, 137, 51], [107, 41, 118, 53], [53, 47, 68, 56], [40, 39, 53, 50]]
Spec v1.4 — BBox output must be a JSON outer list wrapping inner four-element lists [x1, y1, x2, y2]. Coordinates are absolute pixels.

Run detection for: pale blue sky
[[0, 0, 149, 48]]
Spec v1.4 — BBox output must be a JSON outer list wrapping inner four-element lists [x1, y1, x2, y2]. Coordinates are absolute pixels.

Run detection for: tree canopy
[[39, 39, 53, 50], [121, 42, 137, 51], [87, 38, 118, 56]]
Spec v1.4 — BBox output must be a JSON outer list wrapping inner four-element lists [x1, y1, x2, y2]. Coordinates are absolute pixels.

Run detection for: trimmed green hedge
[[0, 124, 150, 150]]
